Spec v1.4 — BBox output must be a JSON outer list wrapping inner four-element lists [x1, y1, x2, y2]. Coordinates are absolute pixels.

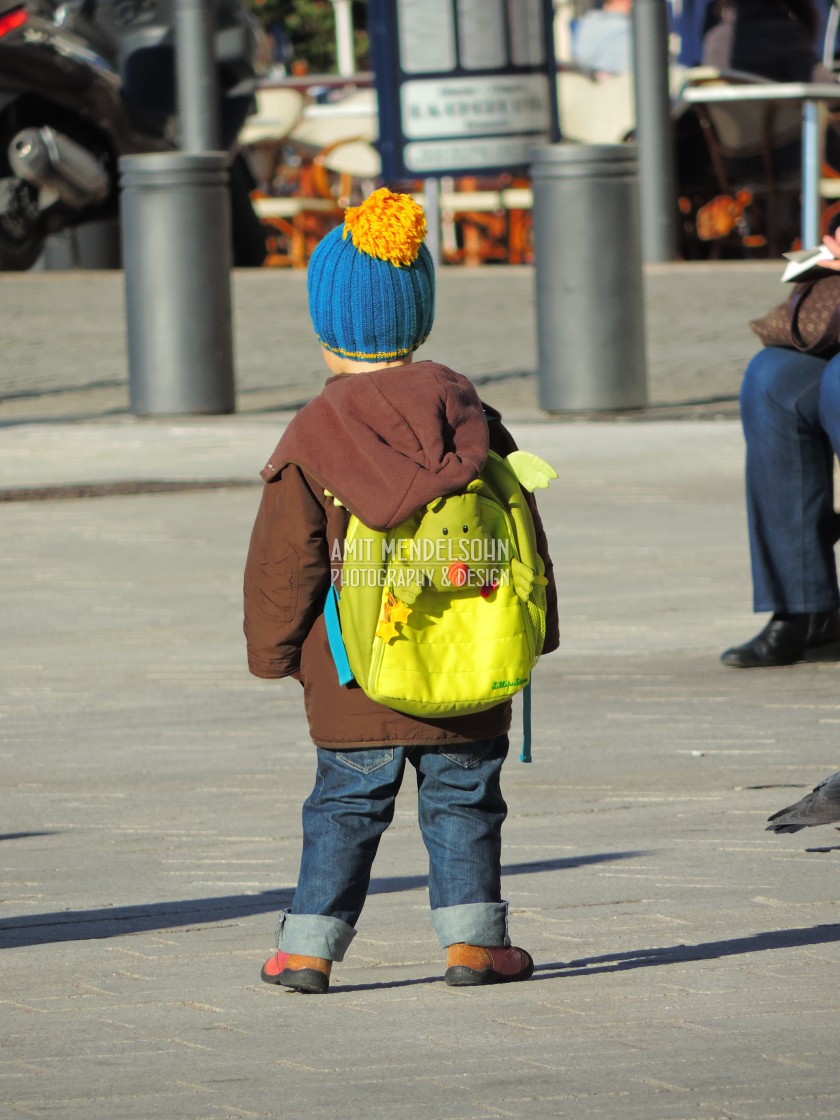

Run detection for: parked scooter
[[0, 0, 269, 269]]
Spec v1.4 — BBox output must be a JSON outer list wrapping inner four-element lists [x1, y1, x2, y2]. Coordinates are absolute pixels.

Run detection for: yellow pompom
[[343, 188, 427, 267]]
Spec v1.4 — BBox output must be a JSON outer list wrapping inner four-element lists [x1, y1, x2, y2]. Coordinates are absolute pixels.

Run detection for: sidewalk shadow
[[0, 851, 646, 949], [0, 890, 294, 949], [370, 850, 648, 896], [0, 832, 56, 842], [322, 975, 444, 994], [279, 920, 840, 995], [533, 922, 840, 979]]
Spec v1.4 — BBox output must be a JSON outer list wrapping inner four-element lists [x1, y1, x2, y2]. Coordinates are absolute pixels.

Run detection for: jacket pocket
[[252, 546, 299, 623]]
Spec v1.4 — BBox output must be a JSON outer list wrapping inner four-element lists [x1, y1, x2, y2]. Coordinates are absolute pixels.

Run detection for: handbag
[[749, 274, 840, 356]]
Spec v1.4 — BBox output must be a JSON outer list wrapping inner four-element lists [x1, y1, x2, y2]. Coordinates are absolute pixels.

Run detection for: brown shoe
[[260, 950, 332, 994], [444, 943, 534, 987]]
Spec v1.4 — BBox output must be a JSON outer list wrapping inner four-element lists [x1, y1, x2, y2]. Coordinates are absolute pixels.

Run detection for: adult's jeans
[[275, 736, 510, 961], [739, 346, 840, 612]]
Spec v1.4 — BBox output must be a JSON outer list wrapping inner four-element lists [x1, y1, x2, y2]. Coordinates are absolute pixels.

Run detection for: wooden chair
[[251, 194, 343, 268], [309, 138, 381, 209], [679, 68, 805, 255], [238, 88, 306, 191]]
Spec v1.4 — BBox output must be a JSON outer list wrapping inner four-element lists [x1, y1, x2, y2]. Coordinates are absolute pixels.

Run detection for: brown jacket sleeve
[[530, 494, 560, 655], [243, 464, 330, 678], [487, 414, 560, 656]]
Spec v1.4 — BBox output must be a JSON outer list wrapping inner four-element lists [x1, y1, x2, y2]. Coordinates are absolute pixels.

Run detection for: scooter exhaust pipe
[[9, 126, 109, 210]]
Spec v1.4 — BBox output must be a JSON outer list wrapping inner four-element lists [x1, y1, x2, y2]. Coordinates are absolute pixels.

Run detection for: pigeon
[[766, 770, 840, 833]]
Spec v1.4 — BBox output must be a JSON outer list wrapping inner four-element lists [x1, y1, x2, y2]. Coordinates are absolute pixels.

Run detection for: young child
[[244, 188, 559, 994]]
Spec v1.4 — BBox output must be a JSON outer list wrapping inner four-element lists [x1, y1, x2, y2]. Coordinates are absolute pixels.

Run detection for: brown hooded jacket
[[243, 360, 559, 749]]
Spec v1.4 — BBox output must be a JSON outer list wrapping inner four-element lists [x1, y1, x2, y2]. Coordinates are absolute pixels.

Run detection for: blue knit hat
[[307, 188, 435, 362]]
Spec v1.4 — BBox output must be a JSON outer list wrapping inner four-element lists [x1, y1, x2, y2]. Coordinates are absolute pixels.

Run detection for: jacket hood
[[261, 361, 491, 530]]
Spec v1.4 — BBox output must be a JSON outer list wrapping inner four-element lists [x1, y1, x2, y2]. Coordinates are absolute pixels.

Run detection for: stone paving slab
[[3, 422, 840, 1119], [0, 420, 278, 492]]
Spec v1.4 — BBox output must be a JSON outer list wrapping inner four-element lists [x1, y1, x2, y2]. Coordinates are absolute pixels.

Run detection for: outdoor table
[[682, 81, 840, 248]]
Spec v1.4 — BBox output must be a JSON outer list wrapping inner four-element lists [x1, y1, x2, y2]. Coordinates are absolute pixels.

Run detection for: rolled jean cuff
[[431, 901, 510, 949], [276, 910, 356, 962]]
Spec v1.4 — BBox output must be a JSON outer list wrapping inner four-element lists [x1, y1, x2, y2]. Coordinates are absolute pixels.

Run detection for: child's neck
[[322, 349, 415, 376]]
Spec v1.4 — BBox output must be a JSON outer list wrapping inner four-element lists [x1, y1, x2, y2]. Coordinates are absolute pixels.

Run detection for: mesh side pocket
[[527, 583, 547, 659]]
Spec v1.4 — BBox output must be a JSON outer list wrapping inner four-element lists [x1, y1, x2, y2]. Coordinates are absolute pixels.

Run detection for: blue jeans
[[275, 736, 510, 961], [739, 346, 840, 613]]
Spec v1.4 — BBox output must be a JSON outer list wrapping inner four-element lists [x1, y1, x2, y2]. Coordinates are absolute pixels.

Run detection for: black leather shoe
[[721, 610, 840, 668], [722, 613, 809, 668], [805, 609, 840, 650]]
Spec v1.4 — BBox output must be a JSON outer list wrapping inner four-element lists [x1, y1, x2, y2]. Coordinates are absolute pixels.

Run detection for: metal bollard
[[531, 144, 648, 412], [120, 152, 235, 416]]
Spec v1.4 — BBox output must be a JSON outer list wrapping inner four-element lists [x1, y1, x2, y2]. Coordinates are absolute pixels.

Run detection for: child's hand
[[819, 233, 840, 270]]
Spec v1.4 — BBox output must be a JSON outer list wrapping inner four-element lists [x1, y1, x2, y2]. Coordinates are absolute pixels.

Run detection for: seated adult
[[722, 230, 840, 667], [703, 0, 840, 175], [702, 0, 835, 84], [573, 0, 633, 77]]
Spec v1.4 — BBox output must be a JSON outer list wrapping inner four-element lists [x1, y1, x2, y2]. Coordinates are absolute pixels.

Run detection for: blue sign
[[368, 0, 559, 181]]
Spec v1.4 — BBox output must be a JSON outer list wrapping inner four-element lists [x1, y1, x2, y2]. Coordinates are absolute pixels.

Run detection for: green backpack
[[324, 449, 556, 760]]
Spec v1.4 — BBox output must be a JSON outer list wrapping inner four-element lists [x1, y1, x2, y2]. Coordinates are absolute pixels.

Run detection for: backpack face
[[391, 483, 494, 593], [331, 451, 553, 718]]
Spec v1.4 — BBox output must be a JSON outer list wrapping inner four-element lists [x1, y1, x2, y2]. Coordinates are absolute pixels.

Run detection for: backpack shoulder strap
[[520, 680, 532, 763], [324, 585, 354, 686]]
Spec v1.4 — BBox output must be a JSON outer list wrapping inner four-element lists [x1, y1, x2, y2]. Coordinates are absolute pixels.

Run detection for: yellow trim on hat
[[319, 332, 431, 361]]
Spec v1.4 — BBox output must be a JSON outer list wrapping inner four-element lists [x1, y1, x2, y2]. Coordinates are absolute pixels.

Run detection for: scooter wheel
[[0, 229, 44, 270], [0, 176, 44, 270]]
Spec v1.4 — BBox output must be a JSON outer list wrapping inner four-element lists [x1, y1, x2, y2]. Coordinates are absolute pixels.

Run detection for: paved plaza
[[2, 263, 839, 1119]]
